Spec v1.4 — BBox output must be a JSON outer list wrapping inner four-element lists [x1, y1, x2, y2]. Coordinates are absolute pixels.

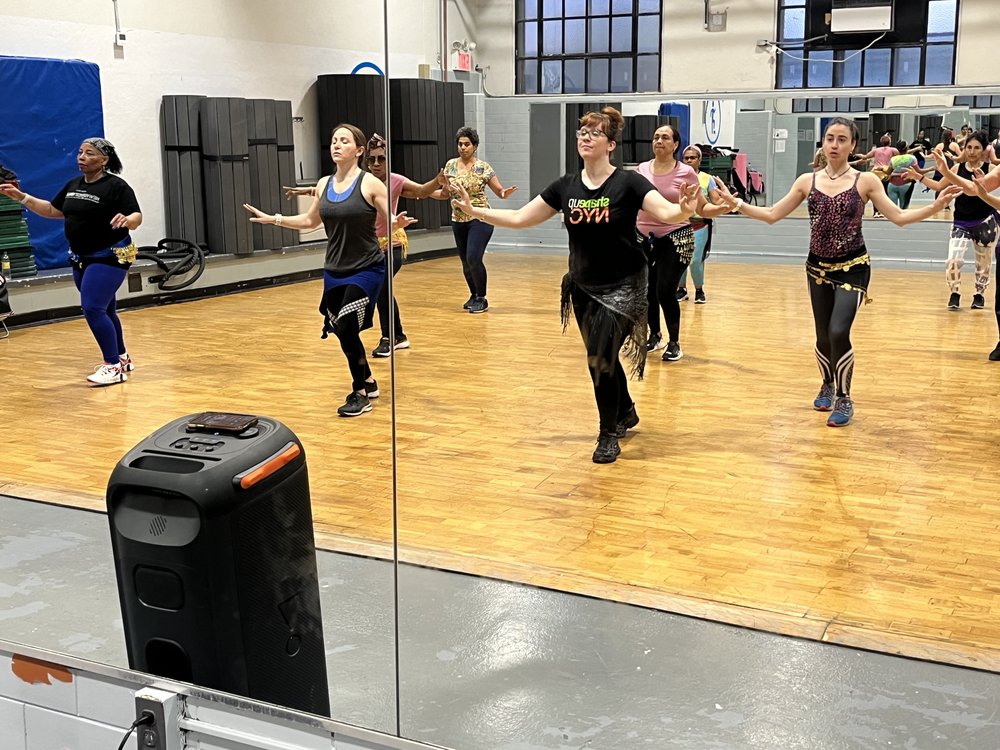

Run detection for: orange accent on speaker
[[239, 443, 301, 489]]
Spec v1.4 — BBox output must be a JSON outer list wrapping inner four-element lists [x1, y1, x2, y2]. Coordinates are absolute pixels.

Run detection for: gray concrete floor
[[1, 494, 998, 750]]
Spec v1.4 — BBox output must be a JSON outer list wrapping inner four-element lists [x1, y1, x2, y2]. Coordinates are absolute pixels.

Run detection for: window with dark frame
[[776, 0, 958, 89], [515, 0, 661, 95]]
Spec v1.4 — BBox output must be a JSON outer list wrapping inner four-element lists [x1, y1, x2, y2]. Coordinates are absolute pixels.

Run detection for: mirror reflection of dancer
[[637, 125, 730, 360], [0, 138, 141, 386], [914, 134, 997, 312], [244, 124, 415, 417], [363, 133, 447, 357], [449, 107, 697, 463], [927, 147, 1000, 359], [677, 145, 732, 307], [440, 127, 518, 314], [733, 117, 960, 427]]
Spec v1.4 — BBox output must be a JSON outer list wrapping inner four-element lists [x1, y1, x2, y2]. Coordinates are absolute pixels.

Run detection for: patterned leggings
[[808, 270, 870, 398], [947, 215, 997, 295]]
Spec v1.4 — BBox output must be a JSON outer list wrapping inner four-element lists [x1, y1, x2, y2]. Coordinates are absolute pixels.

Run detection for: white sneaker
[[87, 362, 128, 386], [119, 354, 134, 372]]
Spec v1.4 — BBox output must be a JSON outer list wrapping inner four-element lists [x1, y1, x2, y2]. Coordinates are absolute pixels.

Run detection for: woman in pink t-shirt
[[636, 124, 729, 361], [860, 135, 899, 217], [365, 133, 447, 357]]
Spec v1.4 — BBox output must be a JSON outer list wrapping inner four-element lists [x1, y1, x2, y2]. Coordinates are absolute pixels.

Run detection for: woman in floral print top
[[440, 126, 517, 314]]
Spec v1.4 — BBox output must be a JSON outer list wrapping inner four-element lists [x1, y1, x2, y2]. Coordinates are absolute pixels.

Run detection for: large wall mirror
[[388, 83, 1000, 747], [5, 3, 1000, 747], [0, 1, 401, 739]]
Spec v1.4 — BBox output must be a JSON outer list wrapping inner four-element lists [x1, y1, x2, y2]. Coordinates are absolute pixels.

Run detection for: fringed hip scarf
[[560, 267, 649, 379], [378, 227, 409, 258], [806, 251, 873, 303]]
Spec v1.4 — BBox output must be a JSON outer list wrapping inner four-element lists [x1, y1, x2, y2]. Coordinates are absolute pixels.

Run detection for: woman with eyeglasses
[[677, 145, 730, 305], [440, 126, 518, 313], [638, 125, 730, 361], [448, 107, 698, 464], [732, 117, 960, 428], [363, 134, 447, 357], [245, 124, 416, 417]]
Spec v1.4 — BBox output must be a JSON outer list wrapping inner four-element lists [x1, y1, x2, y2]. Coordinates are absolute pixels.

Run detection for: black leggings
[[452, 219, 494, 297], [376, 245, 404, 340], [324, 284, 373, 393], [808, 276, 868, 398], [647, 236, 689, 343], [571, 285, 633, 434]]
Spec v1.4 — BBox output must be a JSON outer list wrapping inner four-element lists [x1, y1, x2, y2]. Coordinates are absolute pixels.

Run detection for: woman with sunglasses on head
[[677, 145, 731, 306], [440, 126, 518, 314], [363, 133, 447, 358], [638, 125, 730, 361], [245, 124, 415, 417], [732, 117, 960, 428], [1, 138, 141, 386], [449, 107, 698, 464]]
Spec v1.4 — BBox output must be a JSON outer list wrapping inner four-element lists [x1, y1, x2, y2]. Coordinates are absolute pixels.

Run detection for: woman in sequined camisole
[[807, 171, 866, 260], [729, 117, 960, 429]]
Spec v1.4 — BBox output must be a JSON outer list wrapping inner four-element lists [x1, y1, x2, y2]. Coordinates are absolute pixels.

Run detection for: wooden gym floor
[[3, 251, 1000, 672]]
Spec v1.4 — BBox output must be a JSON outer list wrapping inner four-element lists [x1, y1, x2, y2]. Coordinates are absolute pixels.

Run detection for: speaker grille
[[148, 515, 167, 537]]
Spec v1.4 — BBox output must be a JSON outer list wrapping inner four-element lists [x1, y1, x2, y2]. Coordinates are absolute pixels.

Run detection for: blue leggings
[[452, 219, 494, 297], [73, 262, 128, 363], [680, 225, 710, 289]]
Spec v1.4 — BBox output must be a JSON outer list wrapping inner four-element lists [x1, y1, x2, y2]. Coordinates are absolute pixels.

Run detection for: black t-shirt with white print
[[540, 169, 654, 287], [51, 174, 140, 255]]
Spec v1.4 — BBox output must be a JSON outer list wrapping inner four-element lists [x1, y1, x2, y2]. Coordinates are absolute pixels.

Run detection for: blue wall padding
[[0, 56, 104, 269]]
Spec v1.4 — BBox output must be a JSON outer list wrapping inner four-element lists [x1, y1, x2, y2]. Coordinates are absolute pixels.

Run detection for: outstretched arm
[[733, 173, 810, 224], [972, 171, 1000, 211], [402, 171, 450, 200], [641, 182, 698, 225], [450, 183, 555, 228], [487, 175, 518, 200], [0, 184, 63, 219], [861, 172, 961, 226], [246, 177, 325, 230]]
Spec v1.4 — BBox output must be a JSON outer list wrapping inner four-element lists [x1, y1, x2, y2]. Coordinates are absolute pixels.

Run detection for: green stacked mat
[[0, 194, 38, 278]]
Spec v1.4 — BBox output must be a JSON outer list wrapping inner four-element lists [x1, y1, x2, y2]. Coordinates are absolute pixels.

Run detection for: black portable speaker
[[106, 413, 330, 716]]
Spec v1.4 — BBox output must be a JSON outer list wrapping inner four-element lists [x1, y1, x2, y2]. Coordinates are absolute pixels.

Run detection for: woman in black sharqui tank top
[[732, 117, 960, 429], [244, 124, 415, 418], [917, 132, 998, 311], [448, 106, 698, 465]]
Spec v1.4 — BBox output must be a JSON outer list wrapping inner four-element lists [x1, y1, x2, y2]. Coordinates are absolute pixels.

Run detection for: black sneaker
[[592, 432, 621, 464], [462, 295, 475, 309], [676, 287, 689, 302], [372, 338, 392, 358], [972, 294, 985, 309], [694, 289, 707, 304], [365, 379, 380, 399], [337, 391, 372, 417], [468, 297, 489, 314], [614, 405, 639, 438], [948, 292, 961, 310], [393, 334, 410, 350], [662, 341, 683, 361], [646, 332, 665, 352], [989, 342, 1000, 361]]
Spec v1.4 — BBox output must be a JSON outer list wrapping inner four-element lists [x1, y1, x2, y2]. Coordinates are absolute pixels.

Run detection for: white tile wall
[[23, 705, 124, 750], [0, 695, 27, 750]]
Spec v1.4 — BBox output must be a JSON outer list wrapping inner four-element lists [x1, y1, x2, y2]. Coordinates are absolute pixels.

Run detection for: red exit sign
[[452, 50, 472, 72]]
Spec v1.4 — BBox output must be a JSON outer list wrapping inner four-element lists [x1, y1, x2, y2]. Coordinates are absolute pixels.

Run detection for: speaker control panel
[[170, 436, 225, 453]]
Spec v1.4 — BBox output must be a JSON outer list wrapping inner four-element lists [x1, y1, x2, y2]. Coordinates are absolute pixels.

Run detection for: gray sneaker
[[338, 391, 372, 417]]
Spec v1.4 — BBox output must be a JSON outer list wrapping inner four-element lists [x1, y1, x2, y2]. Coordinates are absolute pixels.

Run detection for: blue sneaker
[[826, 397, 854, 427], [813, 383, 834, 412]]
